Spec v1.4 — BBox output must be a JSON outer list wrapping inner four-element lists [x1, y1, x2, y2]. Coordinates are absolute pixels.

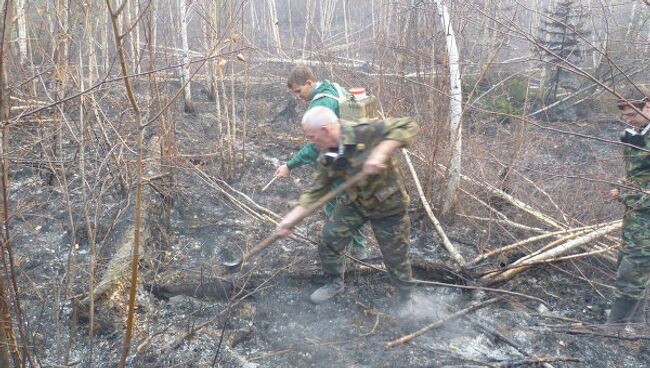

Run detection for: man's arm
[[361, 117, 418, 174], [275, 205, 310, 237], [363, 139, 403, 175], [276, 143, 320, 177]]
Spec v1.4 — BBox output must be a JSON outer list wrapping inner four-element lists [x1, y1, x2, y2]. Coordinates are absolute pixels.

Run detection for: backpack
[[312, 83, 380, 122]]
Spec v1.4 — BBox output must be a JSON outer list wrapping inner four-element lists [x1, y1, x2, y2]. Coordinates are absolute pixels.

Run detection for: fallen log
[[77, 136, 171, 332]]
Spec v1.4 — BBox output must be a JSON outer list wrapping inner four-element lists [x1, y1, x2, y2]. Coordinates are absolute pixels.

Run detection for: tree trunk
[[0, 2, 21, 365], [302, 0, 314, 59], [266, 0, 282, 54], [206, 0, 218, 102], [179, 0, 195, 113], [14, 0, 27, 64], [435, 0, 463, 218]]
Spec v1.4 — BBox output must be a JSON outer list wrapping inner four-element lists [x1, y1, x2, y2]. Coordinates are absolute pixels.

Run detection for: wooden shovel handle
[[238, 171, 367, 265]]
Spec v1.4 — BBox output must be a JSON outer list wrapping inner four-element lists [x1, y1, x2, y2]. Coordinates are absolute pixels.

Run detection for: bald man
[[277, 65, 370, 260], [276, 106, 418, 304]]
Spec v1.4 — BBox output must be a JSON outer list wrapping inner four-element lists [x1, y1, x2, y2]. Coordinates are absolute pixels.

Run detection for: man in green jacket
[[276, 106, 417, 304], [605, 87, 650, 328], [275, 65, 369, 260]]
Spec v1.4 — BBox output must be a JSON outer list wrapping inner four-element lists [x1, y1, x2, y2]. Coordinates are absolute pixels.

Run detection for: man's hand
[[275, 205, 310, 238], [606, 188, 620, 201], [363, 153, 388, 175], [275, 220, 294, 238], [363, 140, 402, 175], [275, 164, 291, 178]]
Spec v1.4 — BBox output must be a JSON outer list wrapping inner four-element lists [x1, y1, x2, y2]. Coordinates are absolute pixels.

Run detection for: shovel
[[223, 171, 367, 270]]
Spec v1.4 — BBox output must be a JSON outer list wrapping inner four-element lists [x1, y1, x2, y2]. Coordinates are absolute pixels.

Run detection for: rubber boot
[[607, 296, 641, 325], [310, 275, 344, 304], [631, 298, 646, 324], [394, 278, 415, 310]]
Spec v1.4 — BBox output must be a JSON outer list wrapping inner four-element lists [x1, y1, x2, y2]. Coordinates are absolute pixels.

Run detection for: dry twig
[[384, 298, 499, 348]]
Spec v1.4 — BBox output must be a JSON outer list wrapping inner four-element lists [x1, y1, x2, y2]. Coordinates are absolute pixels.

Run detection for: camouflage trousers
[[324, 198, 368, 252], [319, 202, 412, 290], [615, 207, 650, 300]]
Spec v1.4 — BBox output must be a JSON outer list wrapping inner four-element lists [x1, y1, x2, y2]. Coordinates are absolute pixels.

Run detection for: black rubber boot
[[607, 296, 642, 325], [310, 275, 344, 304]]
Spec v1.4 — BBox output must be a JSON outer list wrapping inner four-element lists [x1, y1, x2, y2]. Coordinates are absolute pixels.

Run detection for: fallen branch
[[469, 318, 556, 368], [457, 212, 546, 233], [384, 298, 499, 348], [452, 167, 566, 231], [559, 328, 650, 340], [483, 245, 617, 274], [481, 221, 621, 284], [468, 220, 620, 266], [402, 149, 465, 266], [489, 356, 580, 367]]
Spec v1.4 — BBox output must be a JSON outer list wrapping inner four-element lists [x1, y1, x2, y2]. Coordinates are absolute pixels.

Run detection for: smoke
[[395, 291, 456, 322]]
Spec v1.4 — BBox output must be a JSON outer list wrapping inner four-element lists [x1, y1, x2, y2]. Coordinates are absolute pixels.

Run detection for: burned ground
[[9, 81, 649, 368]]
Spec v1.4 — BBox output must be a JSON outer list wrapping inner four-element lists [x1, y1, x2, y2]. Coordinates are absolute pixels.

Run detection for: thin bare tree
[[435, 0, 463, 217], [179, 0, 195, 113]]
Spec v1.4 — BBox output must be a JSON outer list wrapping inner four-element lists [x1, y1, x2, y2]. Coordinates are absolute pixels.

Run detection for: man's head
[[287, 65, 318, 102], [617, 87, 650, 128], [301, 106, 340, 151]]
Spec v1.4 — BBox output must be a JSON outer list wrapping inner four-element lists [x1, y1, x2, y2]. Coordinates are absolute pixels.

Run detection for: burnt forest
[[1, 0, 649, 367]]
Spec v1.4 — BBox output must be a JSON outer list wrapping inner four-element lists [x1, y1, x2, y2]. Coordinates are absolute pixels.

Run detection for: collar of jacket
[[308, 80, 330, 100]]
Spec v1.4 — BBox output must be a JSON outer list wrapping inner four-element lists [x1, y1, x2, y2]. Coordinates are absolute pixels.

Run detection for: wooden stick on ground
[[402, 149, 466, 267], [384, 298, 499, 348]]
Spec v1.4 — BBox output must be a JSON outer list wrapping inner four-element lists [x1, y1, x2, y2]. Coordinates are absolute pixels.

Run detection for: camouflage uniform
[[298, 118, 418, 290], [286, 80, 367, 252], [615, 134, 650, 300]]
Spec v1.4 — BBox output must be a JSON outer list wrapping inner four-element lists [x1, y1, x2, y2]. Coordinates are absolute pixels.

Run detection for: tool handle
[[286, 171, 367, 228], [240, 171, 367, 264], [238, 233, 283, 264]]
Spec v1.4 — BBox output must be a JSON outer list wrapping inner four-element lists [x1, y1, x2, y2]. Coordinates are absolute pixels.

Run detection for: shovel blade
[[222, 258, 243, 268]]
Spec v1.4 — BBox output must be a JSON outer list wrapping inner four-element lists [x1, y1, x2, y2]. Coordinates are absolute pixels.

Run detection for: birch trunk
[[206, 0, 218, 101], [15, 0, 27, 63], [482, 222, 621, 284], [77, 16, 98, 361], [302, 0, 313, 59], [435, 0, 463, 217], [625, 3, 640, 48], [132, 0, 141, 74], [266, 0, 282, 54], [179, 0, 195, 113], [101, 8, 109, 75]]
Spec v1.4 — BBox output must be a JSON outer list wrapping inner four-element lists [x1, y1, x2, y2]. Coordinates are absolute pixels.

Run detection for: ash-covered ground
[[11, 81, 650, 367]]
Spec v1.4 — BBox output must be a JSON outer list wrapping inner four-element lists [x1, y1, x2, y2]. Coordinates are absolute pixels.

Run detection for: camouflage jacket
[[298, 118, 418, 214], [619, 131, 650, 208]]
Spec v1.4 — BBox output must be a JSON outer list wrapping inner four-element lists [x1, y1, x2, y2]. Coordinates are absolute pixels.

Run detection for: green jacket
[[286, 80, 345, 171], [619, 132, 650, 208], [298, 118, 418, 214]]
